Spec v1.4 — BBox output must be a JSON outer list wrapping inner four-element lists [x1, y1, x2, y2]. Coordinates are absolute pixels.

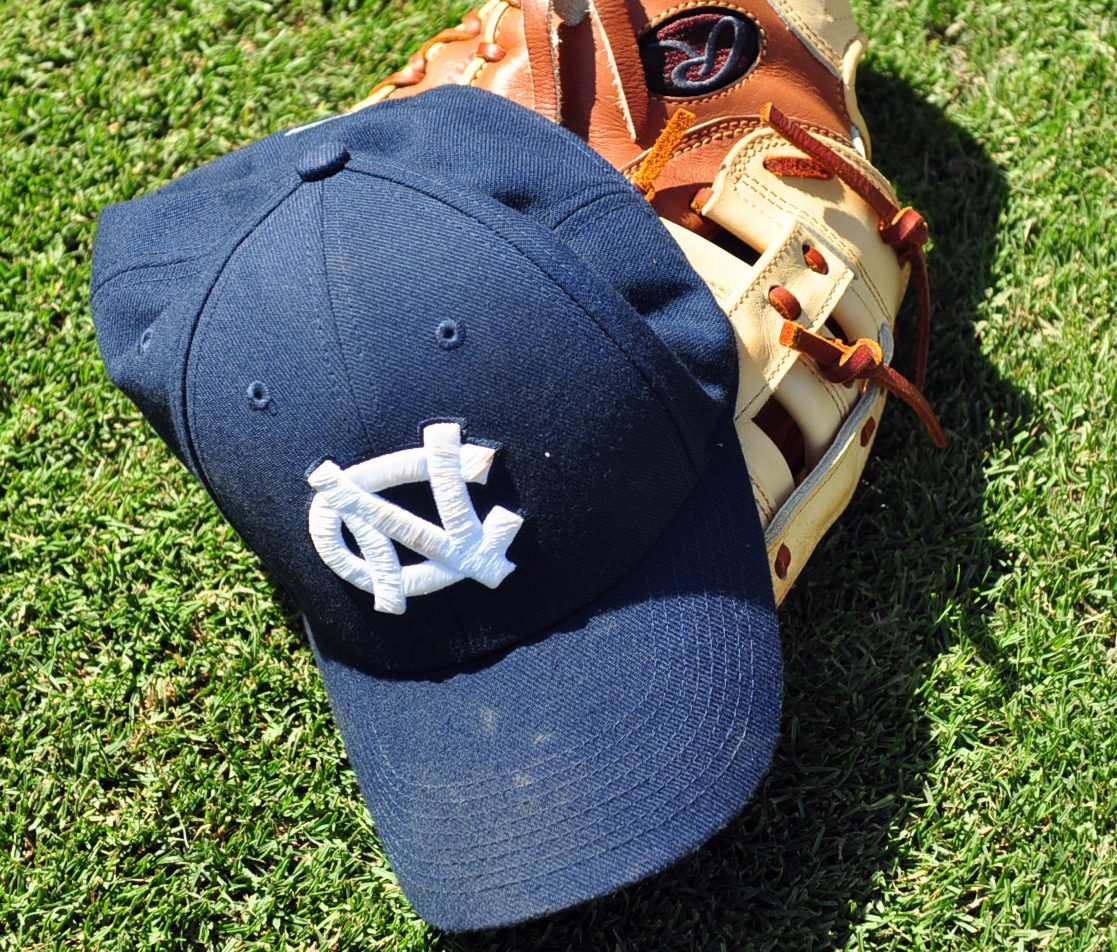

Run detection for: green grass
[[1, 0, 1115, 948]]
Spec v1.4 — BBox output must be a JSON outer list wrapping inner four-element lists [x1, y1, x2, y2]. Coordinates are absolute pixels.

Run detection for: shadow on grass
[[441, 68, 1027, 951]]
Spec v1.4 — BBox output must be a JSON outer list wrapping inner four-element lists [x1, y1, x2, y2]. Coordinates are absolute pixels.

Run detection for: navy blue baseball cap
[[90, 87, 780, 931]]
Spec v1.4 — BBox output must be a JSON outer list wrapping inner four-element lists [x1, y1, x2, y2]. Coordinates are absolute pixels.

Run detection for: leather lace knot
[[881, 206, 928, 259], [760, 102, 935, 393], [816, 337, 885, 385], [779, 320, 947, 448]]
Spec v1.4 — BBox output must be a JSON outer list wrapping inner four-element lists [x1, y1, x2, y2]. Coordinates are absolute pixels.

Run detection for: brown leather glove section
[[358, 0, 861, 232]]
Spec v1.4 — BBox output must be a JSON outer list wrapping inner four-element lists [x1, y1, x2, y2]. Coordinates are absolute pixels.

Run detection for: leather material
[[356, 0, 864, 226], [698, 128, 908, 341], [765, 0, 859, 76], [841, 36, 869, 156], [522, 0, 562, 119], [738, 417, 794, 524], [358, 0, 925, 603], [765, 374, 888, 604], [662, 128, 908, 596]]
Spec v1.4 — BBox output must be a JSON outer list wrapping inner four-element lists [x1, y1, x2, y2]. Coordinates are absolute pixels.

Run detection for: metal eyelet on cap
[[247, 380, 272, 411], [436, 318, 465, 350]]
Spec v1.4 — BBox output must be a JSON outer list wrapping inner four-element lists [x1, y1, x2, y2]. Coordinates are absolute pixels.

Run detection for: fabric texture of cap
[[90, 86, 781, 931]]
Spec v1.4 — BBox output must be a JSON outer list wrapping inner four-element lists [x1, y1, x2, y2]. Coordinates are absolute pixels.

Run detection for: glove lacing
[[643, 102, 947, 446]]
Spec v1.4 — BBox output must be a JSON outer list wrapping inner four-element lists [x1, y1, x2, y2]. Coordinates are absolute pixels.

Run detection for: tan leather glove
[[355, 0, 945, 602]]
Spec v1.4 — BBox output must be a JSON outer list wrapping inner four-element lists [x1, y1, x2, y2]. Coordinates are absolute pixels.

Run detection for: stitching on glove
[[724, 216, 853, 423], [779, 319, 946, 446], [762, 101, 933, 387], [749, 475, 777, 523], [726, 133, 893, 323], [368, 7, 493, 98]]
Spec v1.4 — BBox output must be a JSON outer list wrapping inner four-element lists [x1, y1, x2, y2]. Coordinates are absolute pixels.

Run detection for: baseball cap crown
[[91, 88, 740, 673], [90, 87, 782, 930]]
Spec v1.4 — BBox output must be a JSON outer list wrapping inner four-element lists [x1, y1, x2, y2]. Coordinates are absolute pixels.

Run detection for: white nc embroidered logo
[[307, 422, 523, 615]]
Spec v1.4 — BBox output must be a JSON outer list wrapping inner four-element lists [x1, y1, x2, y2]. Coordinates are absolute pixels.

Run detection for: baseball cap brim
[[305, 427, 780, 932]]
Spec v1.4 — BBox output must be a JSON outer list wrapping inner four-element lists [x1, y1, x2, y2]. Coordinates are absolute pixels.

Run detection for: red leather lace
[[760, 102, 943, 444], [684, 103, 944, 445], [760, 102, 933, 392], [779, 320, 946, 447], [368, 9, 489, 95]]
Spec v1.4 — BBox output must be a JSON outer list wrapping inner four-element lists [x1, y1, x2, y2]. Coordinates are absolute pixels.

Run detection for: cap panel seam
[[343, 162, 704, 474], [90, 253, 211, 302], [546, 183, 647, 232], [314, 181, 377, 452], [90, 222, 248, 297], [550, 191, 658, 244], [181, 180, 302, 502]]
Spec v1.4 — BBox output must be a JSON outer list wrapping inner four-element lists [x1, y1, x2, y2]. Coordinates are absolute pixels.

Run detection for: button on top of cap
[[297, 140, 350, 181]]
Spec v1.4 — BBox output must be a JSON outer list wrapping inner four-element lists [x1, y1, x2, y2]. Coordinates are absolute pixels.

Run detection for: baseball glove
[[354, 0, 944, 603]]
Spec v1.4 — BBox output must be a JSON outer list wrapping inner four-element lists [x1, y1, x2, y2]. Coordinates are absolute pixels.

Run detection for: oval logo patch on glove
[[639, 10, 760, 97]]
